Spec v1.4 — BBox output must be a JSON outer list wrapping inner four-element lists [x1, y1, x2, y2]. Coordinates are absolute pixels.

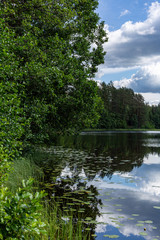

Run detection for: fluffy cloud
[[102, 1, 160, 70], [120, 9, 130, 17], [114, 62, 160, 93], [97, 1, 160, 97]]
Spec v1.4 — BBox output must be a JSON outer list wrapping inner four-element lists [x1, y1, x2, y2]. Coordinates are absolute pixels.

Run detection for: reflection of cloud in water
[[59, 152, 160, 239], [143, 154, 160, 165], [61, 166, 73, 178], [143, 138, 160, 148], [93, 187, 160, 239], [96, 223, 107, 233]]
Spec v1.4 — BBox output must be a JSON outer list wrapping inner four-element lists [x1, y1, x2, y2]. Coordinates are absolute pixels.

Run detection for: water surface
[[33, 132, 160, 239]]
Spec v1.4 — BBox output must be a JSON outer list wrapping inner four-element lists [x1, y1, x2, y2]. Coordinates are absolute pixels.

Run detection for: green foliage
[[0, 82, 26, 158], [0, 179, 46, 240], [97, 82, 148, 129], [0, 147, 12, 186], [149, 104, 160, 129], [1, 0, 107, 141], [0, 1, 107, 238], [0, 16, 27, 156]]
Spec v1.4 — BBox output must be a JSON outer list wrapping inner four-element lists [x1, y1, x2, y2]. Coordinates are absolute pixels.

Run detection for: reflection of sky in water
[[57, 135, 160, 239], [86, 153, 160, 239]]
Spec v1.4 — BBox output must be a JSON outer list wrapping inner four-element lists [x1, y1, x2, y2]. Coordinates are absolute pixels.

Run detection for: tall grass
[[6, 157, 91, 240]]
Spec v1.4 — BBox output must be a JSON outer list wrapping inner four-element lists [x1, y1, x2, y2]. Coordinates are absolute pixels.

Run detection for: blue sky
[[96, 0, 160, 105]]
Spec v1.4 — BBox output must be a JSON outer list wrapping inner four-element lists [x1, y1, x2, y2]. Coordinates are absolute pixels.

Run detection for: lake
[[33, 131, 160, 239]]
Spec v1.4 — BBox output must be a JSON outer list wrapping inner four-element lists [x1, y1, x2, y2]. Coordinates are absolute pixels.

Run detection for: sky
[[96, 0, 160, 105]]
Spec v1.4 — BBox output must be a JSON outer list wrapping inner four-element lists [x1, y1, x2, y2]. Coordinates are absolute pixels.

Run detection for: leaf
[[153, 206, 160, 209], [139, 232, 148, 236], [103, 235, 119, 238]]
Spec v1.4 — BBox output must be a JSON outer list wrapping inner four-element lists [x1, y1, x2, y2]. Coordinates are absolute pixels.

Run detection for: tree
[[0, 17, 26, 157], [1, 0, 107, 141], [97, 82, 148, 129]]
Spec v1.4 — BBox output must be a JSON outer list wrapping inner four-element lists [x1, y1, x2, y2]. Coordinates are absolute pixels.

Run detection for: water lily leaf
[[152, 227, 157, 229], [103, 235, 119, 238], [153, 206, 160, 209], [85, 217, 92, 220], [136, 224, 144, 227], [145, 220, 153, 224], [139, 232, 148, 236]]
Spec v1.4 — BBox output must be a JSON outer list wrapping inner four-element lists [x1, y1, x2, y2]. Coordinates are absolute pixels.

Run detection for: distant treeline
[[97, 81, 160, 129]]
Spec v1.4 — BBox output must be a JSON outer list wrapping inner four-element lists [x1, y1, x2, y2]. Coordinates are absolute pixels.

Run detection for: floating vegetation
[[153, 206, 160, 209], [29, 134, 160, 240], [139, 232, 148, 236], [136, 223, 144, 227], [145, 220, 153, 224], [103, 235, 119, 238]]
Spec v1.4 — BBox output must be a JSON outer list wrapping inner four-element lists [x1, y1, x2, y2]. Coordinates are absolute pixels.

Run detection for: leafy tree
[[97, 82, 148, 129], [0, 17, 26, 157], [149, 104, 160, 129], [1, 0, 107, 141]]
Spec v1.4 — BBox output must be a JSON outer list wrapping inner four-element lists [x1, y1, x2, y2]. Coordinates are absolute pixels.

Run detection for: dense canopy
[[0, 0, 107, 142]]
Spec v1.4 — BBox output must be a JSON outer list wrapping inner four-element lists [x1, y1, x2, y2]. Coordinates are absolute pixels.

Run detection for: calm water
[[33, 132, 160, 239]]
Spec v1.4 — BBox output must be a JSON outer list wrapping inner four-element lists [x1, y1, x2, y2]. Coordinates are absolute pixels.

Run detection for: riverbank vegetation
[[0, 0, 107, 239], [1, 0, 160, 239]]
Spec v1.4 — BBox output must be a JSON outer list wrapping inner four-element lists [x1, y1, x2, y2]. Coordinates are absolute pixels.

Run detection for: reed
[[6, 157, 90, 240]]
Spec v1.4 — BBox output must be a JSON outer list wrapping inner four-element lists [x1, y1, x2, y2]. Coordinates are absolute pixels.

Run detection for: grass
[[5, 157, 91, 240]]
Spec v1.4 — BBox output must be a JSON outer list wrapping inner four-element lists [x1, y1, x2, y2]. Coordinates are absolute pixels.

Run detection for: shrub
[[0, 179, 46, 240]]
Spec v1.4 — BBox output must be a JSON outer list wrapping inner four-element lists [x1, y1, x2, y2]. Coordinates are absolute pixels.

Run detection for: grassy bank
[[5, 157, 91, 240]]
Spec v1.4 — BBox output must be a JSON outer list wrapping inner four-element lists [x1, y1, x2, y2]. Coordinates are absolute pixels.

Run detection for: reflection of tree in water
[[34, 157, 102, 239], [28, 133, 160, 238], [53, 133, 160, 179]]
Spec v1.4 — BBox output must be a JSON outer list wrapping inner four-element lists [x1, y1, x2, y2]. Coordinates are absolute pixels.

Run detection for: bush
[[0, 179, 46, 240]]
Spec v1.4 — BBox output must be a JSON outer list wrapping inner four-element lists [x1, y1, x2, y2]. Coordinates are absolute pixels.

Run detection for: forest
[[97, 81, 160, 130], [0, 0, 160, 239]]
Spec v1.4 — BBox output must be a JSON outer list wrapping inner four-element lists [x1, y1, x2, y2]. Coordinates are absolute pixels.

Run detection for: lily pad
[[139, 232, 148, 236], [145, 220, 153, 224], [153, 206, 160, 209], [103, 235, 119, 238]]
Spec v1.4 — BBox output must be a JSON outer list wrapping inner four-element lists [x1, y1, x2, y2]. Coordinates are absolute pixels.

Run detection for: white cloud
[[120, 9, 130, 17], [141, 93, 160, 105], [98, 1, 160, 98], [114, 62, 160, 96], [103, 1, 160, 69]]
